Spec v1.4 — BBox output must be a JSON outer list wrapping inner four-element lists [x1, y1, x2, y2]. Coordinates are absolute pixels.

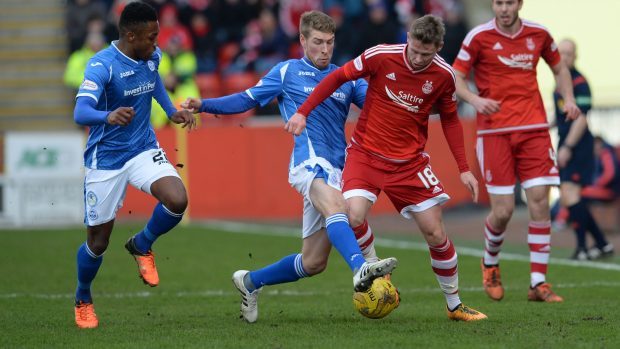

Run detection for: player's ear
[[125, 31, 135, 43]]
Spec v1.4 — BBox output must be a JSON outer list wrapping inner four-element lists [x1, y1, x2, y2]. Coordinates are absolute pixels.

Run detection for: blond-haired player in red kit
[[453, 0, 580, 303], [286, 15, 487, 321]]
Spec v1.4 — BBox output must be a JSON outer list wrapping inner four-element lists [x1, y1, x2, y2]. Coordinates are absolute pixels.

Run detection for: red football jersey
[[343, 44, 458, 161], [452, 19, 561, 135]]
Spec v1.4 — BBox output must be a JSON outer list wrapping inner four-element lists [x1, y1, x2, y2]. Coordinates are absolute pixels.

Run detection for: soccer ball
[[353, 276, 400, 319]]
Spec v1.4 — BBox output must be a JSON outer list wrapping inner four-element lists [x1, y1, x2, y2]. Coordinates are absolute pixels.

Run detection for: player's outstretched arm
[[181, 93, 260, 116], [181, 97, 202, 113]]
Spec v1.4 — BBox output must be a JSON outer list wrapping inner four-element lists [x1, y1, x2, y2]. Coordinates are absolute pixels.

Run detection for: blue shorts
[[559, 137, 594, 185]]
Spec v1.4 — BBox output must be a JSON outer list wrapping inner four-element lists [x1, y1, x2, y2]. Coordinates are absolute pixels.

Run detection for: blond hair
[[409, 15, 445, 47], [299, 11, 336, 38]]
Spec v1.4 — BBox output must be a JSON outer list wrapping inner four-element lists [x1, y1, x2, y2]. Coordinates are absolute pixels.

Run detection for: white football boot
[[353, 257, 398, 292], [232, 270, 261, 323]]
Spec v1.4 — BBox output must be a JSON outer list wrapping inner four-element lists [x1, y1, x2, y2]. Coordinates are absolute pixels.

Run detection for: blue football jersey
[[246, 57, 367, 169], [76, 42, 164, 170]]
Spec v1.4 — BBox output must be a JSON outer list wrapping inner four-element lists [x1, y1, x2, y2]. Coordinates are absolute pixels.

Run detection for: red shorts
[[342, 144, 450, 218], [476, 130, 559, 195]]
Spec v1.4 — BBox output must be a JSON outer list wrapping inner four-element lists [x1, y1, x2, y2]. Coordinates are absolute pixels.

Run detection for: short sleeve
[[541, 32, 561, 67], [76, 58, 110, 103], [574, 77, 592, 114], [452, 33, 480, 75]]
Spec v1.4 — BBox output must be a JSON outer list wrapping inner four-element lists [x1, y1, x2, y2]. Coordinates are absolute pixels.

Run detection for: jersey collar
[[301, 56, 330, 72], [493, 18, 524, 39], [111, 41, 139, 65]]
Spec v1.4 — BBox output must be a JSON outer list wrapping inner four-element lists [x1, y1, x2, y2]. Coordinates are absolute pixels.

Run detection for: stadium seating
[[195, 73, 222, 99]]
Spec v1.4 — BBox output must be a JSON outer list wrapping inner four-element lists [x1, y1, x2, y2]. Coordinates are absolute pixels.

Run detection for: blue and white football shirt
[[246, 57, 367, 169], [76, 42, 164, 170]]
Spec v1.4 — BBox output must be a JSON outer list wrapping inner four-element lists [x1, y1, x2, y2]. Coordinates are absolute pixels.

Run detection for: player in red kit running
[[287, 15, 487, 321], [452, 0, 580, 302]]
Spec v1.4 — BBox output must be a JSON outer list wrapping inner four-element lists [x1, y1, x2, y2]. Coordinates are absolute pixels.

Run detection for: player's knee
[[348, 211, 365, 228], [302, 259, 328, 276], [421, 226, 445, 245], [162, 193, 188, 214], [87, 237, 109, 256], [493, 206, 514, 224]]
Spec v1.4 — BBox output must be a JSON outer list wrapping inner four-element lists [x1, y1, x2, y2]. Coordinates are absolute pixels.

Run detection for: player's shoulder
[[463, 19, 495, 46], [150, 47, 163, 62], [521, 19, 552, 35], [87, 46, 115, 71], [363, 43, 406, 59], [269, 58, 299, 74], [431, 55, 456, 82]]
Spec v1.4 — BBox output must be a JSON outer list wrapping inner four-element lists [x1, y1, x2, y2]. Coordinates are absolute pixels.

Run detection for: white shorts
[[289, 157, 343, 238], [83, 148, 180, 226]]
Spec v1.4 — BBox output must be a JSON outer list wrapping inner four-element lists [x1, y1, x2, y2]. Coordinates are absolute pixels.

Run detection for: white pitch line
[[3, 281, 620, 300], [203, 220, 620, 271]]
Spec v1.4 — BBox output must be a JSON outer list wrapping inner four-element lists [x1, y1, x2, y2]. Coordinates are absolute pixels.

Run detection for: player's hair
[[409, 15, 445, 47], [119, 1, 158, 35], [299, 11, 336, 38]]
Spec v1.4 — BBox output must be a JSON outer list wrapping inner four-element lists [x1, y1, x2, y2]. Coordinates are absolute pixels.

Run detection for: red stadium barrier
[[117, 118, 486, 220], [195, 73, 222, 99]]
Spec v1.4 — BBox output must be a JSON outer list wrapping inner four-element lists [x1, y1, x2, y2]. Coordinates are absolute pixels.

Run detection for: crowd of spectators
[[65, 0, 469, 121]]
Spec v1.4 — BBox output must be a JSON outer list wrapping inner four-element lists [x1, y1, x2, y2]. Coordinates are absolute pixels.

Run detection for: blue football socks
[[75, 242, 103, 303], [133, 203, 183, 254], [325, 213, 366, 272], [247, 254, 308, 292]]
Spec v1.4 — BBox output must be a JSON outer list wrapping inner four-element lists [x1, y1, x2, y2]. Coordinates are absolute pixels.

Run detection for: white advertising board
[[1, 131, 85, 227]]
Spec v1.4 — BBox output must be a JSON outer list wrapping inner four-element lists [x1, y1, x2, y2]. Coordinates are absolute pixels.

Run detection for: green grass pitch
[[1, 224, 618, 348]]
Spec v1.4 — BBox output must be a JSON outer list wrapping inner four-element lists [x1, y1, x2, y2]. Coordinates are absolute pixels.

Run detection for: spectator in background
[[189, 12, 218, 73], [66, 0, 108, 52], [153, 37, 200, 128], [151, 72, 200, 129], [553, 135, 619, 259], [158, 4, 194, 52], [441, 2, 467, 64], [356, 0, 400, 55], [64, 32, 106, 92], [552, 39, 613, 261], [160, 37, 198, 82], [553, 40, 608, 260], [278, 0, 323, 38], [329, 5, 359, 66], [582, 136, 620, 204], [229, 9, 290, 74], [214, 0, 259, 45]]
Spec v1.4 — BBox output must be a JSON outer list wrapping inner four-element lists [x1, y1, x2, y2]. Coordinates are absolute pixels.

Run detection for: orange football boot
[[75, 301, 98, 329], [125, 237, 159, 287], [447, 304, 488, 321], [481, 260, 504, 301], [528, 283, 563, 303]]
